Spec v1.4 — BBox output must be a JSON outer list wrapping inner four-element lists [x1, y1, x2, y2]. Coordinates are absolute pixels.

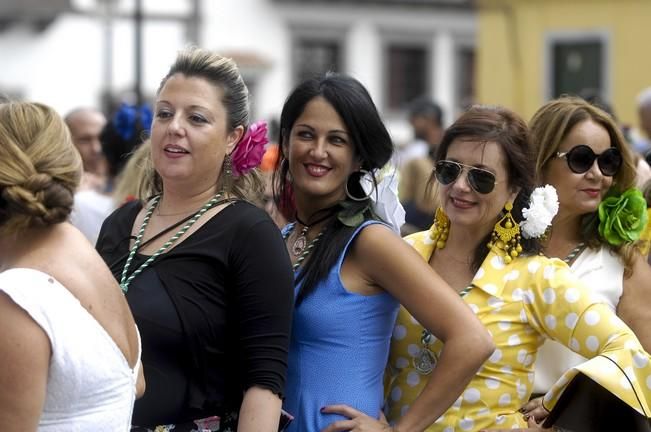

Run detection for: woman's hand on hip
[[320, 405, 394, 432]]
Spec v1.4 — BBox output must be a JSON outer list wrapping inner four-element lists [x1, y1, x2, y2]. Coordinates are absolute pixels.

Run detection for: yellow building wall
[[478, 0, 651, 126]]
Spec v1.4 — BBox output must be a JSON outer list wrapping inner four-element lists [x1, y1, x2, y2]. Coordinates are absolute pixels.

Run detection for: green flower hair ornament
[[598, 187, 649, 246]]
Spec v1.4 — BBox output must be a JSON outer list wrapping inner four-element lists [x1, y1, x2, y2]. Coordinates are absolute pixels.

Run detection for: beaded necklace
[[562, 242, 586, 265], [119, 193, 223, 293], [283, 223, 325, 271]]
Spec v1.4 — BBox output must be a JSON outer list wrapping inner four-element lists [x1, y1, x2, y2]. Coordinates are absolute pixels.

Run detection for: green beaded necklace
[[120, 193, 223, 293], [283, 223, 325, 271]]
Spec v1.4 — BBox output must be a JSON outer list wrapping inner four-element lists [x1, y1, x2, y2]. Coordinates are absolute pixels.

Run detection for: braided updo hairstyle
[[0, 102, 82, 235]]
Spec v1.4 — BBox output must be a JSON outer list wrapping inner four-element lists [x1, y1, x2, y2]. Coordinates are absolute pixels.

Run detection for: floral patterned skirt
[[131, 411, 238, 432]]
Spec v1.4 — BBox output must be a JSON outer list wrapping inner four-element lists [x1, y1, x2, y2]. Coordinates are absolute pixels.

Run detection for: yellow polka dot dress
[[385, 230, 651, 431]]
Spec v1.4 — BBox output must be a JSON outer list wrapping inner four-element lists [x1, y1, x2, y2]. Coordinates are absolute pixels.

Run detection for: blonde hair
[[0, 102, 82, 235], [113, 139, 151, 205], [139, 46, 263, 202], [529, 97, 638, 273]]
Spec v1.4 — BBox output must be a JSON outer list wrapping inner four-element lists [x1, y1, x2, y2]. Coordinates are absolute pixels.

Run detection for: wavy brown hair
[[427, 104, 542, 273], [529, 97, 638, 273]]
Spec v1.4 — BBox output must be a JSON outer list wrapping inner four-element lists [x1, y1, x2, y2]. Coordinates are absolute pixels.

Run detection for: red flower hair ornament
[[231, 120, 269, 177]]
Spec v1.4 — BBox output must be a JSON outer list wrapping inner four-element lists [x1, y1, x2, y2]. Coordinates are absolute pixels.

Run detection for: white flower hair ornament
[[359, 164, 406, 234], [520, 184, 559, 239]]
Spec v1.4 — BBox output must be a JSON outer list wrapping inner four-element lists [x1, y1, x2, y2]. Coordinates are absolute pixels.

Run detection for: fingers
[[320, 404, 391, 432], [519, 396, 543, 415], [527, 406, 550, 422], [320, 405, 367, 432], [519, 397, 549, 423], [321, 420, 359, 432], [378, 410, 388, 424], [526, 416, 554, 431], [321, 404, 366, 418], [321, 404, 366, 419]]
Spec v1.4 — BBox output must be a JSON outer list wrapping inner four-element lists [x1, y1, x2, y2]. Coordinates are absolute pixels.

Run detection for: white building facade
[[0, 0, 476, 142]]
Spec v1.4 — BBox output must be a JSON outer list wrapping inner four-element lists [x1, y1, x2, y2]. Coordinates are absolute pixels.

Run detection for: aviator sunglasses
[[555, 145, 622, 177], [434, 160, 499, 194]]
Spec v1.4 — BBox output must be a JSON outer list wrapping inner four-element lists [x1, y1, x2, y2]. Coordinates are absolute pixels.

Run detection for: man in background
[[64, 107, 107, 191], [633, 87, 651, 157], [399, 98, 444, 234]]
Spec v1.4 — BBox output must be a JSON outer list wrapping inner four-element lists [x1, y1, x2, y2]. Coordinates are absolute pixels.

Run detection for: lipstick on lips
[[164, 144, 189, 158], [450, 196, 475, 209], [305, 163, 330, 177], [581, 188, 600, 198]]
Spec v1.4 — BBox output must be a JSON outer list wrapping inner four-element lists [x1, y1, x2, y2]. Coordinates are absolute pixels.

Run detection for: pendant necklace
[[291, 209, 336, 257], [415, 285, 473, 375], [283, 225, 326, 271]]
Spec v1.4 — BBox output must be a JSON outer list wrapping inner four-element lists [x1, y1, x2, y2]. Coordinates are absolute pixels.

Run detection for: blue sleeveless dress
[[283, 221, 399, 432]]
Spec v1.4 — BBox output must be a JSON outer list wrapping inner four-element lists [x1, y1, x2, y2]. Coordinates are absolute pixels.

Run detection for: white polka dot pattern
[[584, 310, 601, 326], [585, 335, 600, 352], [634, 353, 649, 369], [393, 325, 407, 340], [542, 288, 556, 304], [459, 417, 474, 431], [463, 388, 481, 403], [489, 349, 502, 363], [564, 287, 580, 303], [385, 231, 651, 431], [565, 313, 578, 329]]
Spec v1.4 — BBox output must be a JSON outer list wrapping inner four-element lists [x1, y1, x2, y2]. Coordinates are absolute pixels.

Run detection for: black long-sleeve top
[[96, 200, 294, 427]]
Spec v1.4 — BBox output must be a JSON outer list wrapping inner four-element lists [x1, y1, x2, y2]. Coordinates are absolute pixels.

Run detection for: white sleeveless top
[[0, 268, 140, 431], [533, 246, 624, 393]]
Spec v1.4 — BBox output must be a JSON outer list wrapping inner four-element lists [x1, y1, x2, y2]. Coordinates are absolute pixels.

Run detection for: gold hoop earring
[[488, 201, 522, 264]]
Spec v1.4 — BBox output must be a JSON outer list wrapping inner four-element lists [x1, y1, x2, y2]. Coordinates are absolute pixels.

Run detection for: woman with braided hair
[[0, 101, 144, 430]]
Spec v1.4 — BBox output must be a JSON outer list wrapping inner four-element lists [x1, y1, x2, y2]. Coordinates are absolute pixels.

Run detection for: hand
[[480, 414, 554, 432], [519, 396, 550, 422], [320, 405, 393, 432]]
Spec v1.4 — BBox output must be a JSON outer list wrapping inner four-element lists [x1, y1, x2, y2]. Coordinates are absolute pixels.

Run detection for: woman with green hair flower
[[520, 96, 651, 426]]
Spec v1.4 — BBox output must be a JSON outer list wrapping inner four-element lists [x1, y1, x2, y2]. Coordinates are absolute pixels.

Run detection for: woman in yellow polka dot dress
[[324, 105, 651, 432]]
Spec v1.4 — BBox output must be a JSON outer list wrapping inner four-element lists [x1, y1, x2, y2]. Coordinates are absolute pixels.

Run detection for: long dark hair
[[431, 105, 543, 272], [273, 73, 393, 303]]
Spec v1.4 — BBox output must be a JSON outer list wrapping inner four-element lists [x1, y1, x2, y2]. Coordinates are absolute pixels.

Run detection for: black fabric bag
[[544, 373, 650, 432]]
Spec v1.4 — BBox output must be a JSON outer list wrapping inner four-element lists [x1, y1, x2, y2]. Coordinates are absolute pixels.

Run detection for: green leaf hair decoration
[[598, 187, 649, 246], [336, 200, 372, 228]]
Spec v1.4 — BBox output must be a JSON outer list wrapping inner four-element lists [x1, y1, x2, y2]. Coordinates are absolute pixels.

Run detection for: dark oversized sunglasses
[[555, 145, 622, 177], [434, 160, 499, 194]]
